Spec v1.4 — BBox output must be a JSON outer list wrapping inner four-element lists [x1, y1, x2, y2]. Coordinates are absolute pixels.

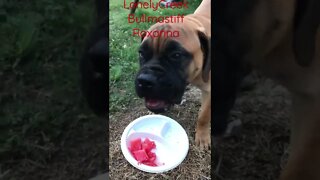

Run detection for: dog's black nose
[[137, 73, 157, 89]]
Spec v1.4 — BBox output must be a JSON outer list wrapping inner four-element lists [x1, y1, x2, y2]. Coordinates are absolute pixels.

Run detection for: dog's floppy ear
[[198, 30, 211, 82], [293, 0, 320, 67]]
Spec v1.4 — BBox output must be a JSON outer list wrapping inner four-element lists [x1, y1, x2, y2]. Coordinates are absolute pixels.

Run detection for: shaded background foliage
[[0, 0, 106, 179]]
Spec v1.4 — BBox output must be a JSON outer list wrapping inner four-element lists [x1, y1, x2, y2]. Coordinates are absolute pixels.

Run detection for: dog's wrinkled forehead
[[141, 23, 201, 54]]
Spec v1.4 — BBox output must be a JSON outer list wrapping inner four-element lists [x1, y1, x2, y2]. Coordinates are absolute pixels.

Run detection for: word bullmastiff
[[213, 0, 320, 179], [135, 0, 211, 148]]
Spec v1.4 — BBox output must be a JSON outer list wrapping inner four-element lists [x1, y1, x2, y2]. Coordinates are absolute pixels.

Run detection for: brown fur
[[142, 0, 211, 149]]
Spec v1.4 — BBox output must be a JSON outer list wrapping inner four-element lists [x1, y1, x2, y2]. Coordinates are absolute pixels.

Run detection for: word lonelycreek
[[124, 0, 188, 11]]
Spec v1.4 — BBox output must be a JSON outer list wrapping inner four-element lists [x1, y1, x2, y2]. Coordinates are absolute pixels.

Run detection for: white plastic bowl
[[120, 114, 189, 173]]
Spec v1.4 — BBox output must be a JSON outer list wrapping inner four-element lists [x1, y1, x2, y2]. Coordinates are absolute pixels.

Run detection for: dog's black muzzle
[[135, 64, 187, 113]]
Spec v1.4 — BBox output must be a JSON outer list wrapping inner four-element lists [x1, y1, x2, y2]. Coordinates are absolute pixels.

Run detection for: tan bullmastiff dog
[[134, 0, 211, 149], [213, 0, 320, 179]]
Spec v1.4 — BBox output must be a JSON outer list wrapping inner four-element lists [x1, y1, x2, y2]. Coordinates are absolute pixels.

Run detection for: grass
[[0, 0, 106, 178], [109, 0, 202, 112]]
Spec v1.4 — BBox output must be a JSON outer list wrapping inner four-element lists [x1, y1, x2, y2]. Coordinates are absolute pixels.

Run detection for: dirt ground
[[109, 86, 211, 180], [109, 71, 292, 180], [216, 73, 291, 180]]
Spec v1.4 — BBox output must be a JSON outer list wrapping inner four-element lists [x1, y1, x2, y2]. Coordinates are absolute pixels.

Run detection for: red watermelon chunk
[[142, 138, 156, 152], [149, 156, 156, 162], [147, 151, 156, 159], [128, 138, 159, 167], [132, 149, 149, 162], [129, 138, 142, 152]]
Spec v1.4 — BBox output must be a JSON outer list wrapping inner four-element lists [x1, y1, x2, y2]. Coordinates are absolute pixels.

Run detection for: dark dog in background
[[213, 0, 320, 179], [80, 0, 107, 116], [80, 1, 108, 179]]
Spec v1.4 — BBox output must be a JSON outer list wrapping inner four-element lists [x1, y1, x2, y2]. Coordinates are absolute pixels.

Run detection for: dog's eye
[[139, 51, 147, 64], [139, 51, 145, 59], [170, 52, 182, 60]]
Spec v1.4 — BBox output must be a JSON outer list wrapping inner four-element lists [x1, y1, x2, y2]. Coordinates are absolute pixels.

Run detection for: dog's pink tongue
[[145, 99, 166, 109]]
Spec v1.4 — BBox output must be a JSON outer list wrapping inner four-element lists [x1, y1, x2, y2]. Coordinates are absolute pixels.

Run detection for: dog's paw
[[195, 128, 211, 149]]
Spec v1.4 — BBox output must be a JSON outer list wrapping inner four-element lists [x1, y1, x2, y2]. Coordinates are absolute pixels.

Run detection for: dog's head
[[135, 20, 211, 113], [80, 0, 108, 116]]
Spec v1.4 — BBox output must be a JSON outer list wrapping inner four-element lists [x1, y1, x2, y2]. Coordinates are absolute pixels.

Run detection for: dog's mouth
[[144, 97, 171, 113]]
